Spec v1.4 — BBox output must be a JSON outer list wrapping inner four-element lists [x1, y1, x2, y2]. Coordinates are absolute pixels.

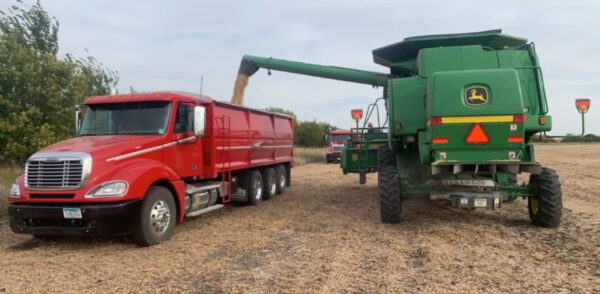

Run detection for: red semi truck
[[7, 92, 293, 246], [326, 130, 352, 163]]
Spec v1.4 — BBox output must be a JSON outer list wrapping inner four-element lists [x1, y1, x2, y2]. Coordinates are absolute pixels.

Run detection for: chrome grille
[[24, 152, 92, 190], [333, 145, 345, 152]]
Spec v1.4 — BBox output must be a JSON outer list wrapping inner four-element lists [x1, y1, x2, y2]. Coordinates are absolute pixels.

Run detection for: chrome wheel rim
[[150, 200, 171, 235], [270, 182, 277, 195], [254, 178, 262, 200], [279, 175, 285, 188]]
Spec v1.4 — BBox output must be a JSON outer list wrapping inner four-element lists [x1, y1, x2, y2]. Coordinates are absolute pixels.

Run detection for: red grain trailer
[[7, 92, 293, 246]]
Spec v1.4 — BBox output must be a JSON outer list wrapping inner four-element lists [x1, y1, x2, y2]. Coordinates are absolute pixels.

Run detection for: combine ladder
[[216, 115, 233, 204]]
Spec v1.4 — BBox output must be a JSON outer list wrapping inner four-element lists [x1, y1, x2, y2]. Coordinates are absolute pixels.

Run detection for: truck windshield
[[331, 134, 351, 142], [79, 101, 172, 136]]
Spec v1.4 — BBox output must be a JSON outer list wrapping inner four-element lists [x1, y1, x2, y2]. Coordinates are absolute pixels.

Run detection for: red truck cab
[[326, 130, 352, 163], [7, 92, 293, 246]]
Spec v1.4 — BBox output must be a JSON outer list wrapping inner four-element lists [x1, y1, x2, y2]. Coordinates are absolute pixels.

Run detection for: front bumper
[[8, 199, 142, 237], [326, 153, 341, 162]]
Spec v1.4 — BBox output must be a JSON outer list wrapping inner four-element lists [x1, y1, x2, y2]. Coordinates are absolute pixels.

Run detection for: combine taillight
[[507, 136, 523, 143], [433, 137, 448, 144], [513, 114, 525, 123], [429, 117, 442, 126], [465, 123, 489, 145]]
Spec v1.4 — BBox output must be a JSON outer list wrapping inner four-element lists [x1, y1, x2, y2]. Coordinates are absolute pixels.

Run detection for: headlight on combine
[[85, 181, 128, 198], [9, 182, 20, 198]]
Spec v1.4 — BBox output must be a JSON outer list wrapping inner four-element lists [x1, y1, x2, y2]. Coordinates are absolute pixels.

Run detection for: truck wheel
[[275, 164, 287, 195], [247, 170, 264, 205], [378, 145, 402, 223], [135, 186, 176, 246], [262, 167, 277, 200], [528, 167, 562, 227]]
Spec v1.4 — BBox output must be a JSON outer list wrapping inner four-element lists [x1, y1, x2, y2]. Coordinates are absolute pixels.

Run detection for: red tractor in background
[[326, 129, 352, 163]]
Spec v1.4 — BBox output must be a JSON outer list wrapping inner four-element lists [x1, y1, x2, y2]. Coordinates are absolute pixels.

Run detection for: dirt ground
[[0, 144, 599, 293]]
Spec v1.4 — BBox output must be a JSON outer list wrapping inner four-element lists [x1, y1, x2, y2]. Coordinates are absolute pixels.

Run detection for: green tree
[[265, 107, 336, 147], [0, 0, 118, 162]]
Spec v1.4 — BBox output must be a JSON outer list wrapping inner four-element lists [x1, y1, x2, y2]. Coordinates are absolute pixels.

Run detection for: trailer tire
[[135, 186, 176, 246], [378, 145, 402, 223], [275, 164, 287, 195], [247, 170, 264, 205], [262, 167, 277, 200], [528, 167, 562, 227]]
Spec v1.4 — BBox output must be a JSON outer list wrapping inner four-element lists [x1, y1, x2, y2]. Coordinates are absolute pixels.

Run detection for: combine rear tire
[[528, 167, 562, 227], [262, 167, 277, 200], [378, 145, 402, 223]]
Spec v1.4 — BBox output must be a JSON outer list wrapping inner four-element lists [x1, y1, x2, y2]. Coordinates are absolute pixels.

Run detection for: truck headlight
[[9, 182, 20, 198], [85, 181, 128, 198]]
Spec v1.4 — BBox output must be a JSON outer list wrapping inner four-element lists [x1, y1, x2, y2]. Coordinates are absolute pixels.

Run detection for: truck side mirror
[[75, 105, 82, 135], [194, 105, 206, 136]]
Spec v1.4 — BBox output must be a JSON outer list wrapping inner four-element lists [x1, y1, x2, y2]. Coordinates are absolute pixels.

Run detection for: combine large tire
[[528, 167, 562, 227], [378, 144, 401, 223]]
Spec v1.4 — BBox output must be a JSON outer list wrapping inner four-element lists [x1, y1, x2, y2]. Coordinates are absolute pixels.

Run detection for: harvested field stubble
[[0, 144, 599, 293]]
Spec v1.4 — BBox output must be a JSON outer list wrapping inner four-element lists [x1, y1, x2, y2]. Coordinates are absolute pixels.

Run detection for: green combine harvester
[[235, 29, 591, 227]]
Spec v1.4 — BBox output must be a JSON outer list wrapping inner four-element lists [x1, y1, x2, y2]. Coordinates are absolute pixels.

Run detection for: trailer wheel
[[528, 167, 562, 227], [247, 170, 264, 205], [262, 167, 277, 200], [275, 164, 287, 195], [378, 145, 402, 223], [135, 186, 176, 246]]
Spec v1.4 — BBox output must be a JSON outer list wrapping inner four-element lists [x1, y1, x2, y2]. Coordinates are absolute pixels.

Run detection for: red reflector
[[507, 136, 523, 143], [513, 114, 525, 123], [430, 117, 442, 126], [395, 123, 402, 130], [433, 137, 448, 144], [465, 123, 489, 145], [539, 117, 546, 125]]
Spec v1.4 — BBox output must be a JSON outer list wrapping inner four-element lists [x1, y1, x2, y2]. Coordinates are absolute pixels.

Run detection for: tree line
[[265, 107, 337, 147], [0, 0, 117, 163]]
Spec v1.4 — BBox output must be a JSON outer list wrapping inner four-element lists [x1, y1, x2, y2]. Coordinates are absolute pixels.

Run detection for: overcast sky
[[3, 0, 599, 133]]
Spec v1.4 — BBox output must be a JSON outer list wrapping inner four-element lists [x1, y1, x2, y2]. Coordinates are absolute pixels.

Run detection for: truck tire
[[247, 170, 264, 205], [275, 164, 287, 195], [378, 145, 402, 223], [135, 186, 176, 246], [528, 167, 562, 227], [262, 167, 277, 200]]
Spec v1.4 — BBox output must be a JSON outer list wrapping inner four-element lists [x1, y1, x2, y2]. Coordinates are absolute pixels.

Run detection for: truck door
[[164, 101, 203, 178]]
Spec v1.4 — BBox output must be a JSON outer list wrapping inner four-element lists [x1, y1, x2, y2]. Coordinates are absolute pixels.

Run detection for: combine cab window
[[174, 103, 195, 133]]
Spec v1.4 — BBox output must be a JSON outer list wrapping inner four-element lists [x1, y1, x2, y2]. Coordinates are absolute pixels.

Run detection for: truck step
[[185, 204, 224, 218]]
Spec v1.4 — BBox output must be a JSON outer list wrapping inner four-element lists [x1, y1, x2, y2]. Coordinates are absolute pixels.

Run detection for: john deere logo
[[465, 86, 489, 106], [351, 153, 358, 161]]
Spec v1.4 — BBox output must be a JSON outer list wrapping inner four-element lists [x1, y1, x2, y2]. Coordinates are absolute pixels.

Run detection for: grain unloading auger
[[233, 29, 591, 227]]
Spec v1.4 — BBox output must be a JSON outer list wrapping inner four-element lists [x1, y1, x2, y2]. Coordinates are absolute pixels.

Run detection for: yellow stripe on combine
[[427, 115, 514, 126]]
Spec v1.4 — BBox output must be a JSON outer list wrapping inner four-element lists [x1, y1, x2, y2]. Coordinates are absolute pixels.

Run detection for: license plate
[[63, 208, 82, 219], [474, 199, 487, 208]]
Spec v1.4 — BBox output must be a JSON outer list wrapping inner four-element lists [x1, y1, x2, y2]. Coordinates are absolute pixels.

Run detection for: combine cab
[[234, 29, 591, 227]]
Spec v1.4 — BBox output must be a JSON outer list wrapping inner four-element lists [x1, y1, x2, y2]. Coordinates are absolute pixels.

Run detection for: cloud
[[9, 0, 600, 132]]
